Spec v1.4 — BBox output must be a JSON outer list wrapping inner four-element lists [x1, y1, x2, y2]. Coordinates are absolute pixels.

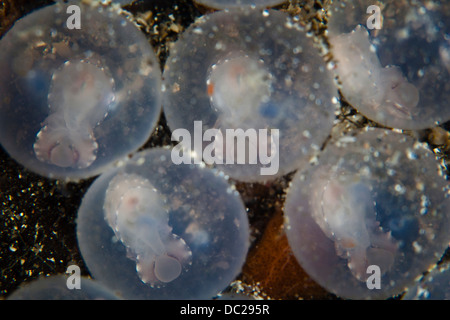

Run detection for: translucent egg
[[402, 262, 450, 300], [284, 128, 450, 299], [194, 0, 287, 10], [163, 8, 338, 182], [0, 1, 162, 180], [77, 148, 250, 299], [8, 275, 120, 300], [327, 0, 450, 130]]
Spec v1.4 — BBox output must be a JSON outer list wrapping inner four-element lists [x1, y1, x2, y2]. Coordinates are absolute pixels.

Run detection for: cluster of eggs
[[1, 0, 449, 299]]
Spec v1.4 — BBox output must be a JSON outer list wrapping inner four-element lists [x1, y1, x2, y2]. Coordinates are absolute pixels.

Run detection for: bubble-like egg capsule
[[0, 1, 162, 180], [77, 148, 250, 299], [194, 0, 287, 10], [103, 173, 192, 287], [327, 0, 450, 130], [284, 128, 450, 299], [163, 8, 338, 182], [7, 275, 120, 300]]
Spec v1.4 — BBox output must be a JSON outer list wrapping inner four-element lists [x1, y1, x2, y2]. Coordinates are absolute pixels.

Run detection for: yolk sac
[[76, 148, 250, 299], [7, 275, 120, 300], [284, 128, 450, 299], [194, 0, 287, 10], [0, 1, 162, 180], [327, 0, 450, 130], [402, 262, 450, 300], [163, 8, 338, 182]]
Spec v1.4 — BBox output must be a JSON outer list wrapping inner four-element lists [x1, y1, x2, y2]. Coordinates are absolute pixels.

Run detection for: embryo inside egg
[[207, 55, 273, 128], [0, 1, 162, 180], [194, 0, 287, 10], [284, 128, 450, 299], [163, 8, 338, 182]]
